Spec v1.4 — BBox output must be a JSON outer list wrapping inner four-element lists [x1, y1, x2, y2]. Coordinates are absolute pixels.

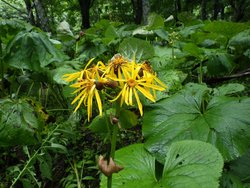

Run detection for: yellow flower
[[62, 71, 82, 82], [62, 58, 96, 83], [105, 54, 131, 83], [110, 62, 166, 116], [138, 61, 167, 98], [70, 71, 103, 121], [62, 58, 104, 122]]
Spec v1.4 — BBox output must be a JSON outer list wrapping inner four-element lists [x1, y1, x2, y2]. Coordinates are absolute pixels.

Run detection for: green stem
[[107, 124, 118, 188], [172, 46, 175, 60], [75, 41, 79, 58], [198, 61, 205, 114], [107, 103, 120, 188], [10, 124, 60, 187], [74, 162, 82, 188], [198, 61, 203, 84], [0, 39, 4, 93]]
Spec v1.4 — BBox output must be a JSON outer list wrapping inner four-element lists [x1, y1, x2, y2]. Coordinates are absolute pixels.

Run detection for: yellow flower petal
[[136, 85, 155, 102], [84, 58, 95, 70], [129, 88, 133, 105], [87, 85, 96, 121], [95, 89, 103, 116], [71, 88, 87, 104], [139, 82, 166, 91], [74, 93, 85, 112], [133, 88, 143, 116]]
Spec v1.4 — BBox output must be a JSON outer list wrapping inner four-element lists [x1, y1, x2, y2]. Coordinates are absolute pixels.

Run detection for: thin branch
[[205, 68, 250, 84], [0, 0, 27, 14]]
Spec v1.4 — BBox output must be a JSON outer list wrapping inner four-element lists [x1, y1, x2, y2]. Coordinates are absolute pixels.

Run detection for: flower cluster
[[63, 54, 166, 121]]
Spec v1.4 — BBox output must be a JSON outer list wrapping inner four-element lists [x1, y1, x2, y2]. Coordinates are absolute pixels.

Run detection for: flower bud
[[105, 80, 118, 89], [98, 155, 124, 177], [95, 81, 105, 90], [111, 117, 119, 124]]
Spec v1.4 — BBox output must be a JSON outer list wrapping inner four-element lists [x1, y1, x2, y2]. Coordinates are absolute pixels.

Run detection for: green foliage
[[143, 83, 250, 162], [206, 52, 235, 76], [119, 37, 155, 61], [0, 98, 43, 146], [101, 141, 223, 188], [146, 13, 165, 30], [5, 30, 64, 71], [228, 29, 250, 57], [88, 109, 138, 139], [202, 21, 249, 39]]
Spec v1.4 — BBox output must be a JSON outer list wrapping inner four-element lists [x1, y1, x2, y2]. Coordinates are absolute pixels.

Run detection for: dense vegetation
[[0, 0, 250, 188]]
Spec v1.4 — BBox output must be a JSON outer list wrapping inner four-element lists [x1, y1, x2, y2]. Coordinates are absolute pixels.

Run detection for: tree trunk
[[24, 0, 36, 25], [174, 0, 181, 22], [131, 0, 143, 24], [176, 0, 181, 12], [183, 0, 193, 12], [142, 0, 150, 24], [78, 0, 93, 29], [33, 0, 50, 32], [213, 0, 219, 20], [229, 0, 246, 21], [220, 3, 225, 19], [201, 0, 207, 20]]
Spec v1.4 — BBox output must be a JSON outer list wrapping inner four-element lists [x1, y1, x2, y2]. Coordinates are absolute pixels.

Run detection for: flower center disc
[[127, 79, 137, 87]]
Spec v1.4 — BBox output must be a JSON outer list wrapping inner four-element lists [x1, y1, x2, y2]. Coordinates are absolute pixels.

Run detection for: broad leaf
[[119, 37, 154, 61], [229, 149, 250, 183], [213, 83, 245, 96], [100, 140, 223, 188], [228, 29, 250, 56], [162, 140, 223, 188], [143, 83, 250, 161], [5, 30, 64, 71], [206, 52, 235, 76], [100, 144, 156, 188], [0, 98, 42, 146], [203, 21, 249, 39], [146, 13, 165, 30]]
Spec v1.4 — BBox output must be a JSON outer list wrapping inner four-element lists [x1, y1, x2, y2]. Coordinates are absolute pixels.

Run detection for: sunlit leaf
[[119, 37, 154, 61], [228, 29, 250, 56], [5, 30, 64, 71], [143, 83, 250, 162], [100, 140, 223, 188], [203, 21, 249, 39]]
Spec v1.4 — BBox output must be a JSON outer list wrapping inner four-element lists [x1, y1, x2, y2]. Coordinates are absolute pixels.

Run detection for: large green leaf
[[0, 98, 42, 146], [213, 83, 245, 96], [5, 30, 64, 71], [162, 140, 223, 188], [203, 21, 249, 39], [143, 83, 250, 162], [0, 18, 31, 42], [228, 29, 250, 56], [206, 52, 235, 76], [146, 13, 165, 30], [119, 37, 154, 61], [229, 149, 250, 183], [100, 140, 223, 188]]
